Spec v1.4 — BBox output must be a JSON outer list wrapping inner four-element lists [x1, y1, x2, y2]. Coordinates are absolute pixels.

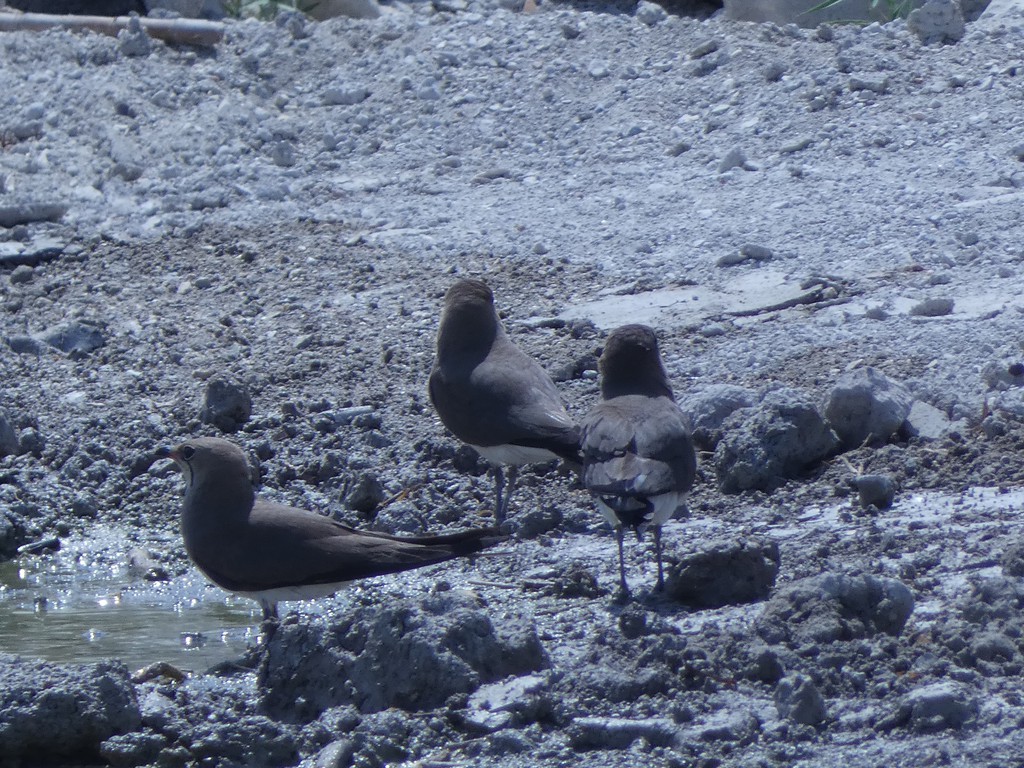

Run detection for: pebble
[[0, 410, 18, 457], [909, 297, 955, 317], [199, 376, 252, 433], [568, 717, 678, 749], [634, 0, 667, 26], [9, 265, 34, 284], [718, 147, 749, 173], [323, 86, 370, 106], [774, 674, 827, 726], [854, 473, 897, 510]]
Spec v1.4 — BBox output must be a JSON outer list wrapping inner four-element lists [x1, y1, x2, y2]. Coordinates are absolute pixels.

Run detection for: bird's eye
[[181, 445, 196, 460]]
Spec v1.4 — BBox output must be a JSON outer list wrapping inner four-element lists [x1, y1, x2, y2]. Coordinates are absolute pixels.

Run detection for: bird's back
[[581, 395, 696, 499]]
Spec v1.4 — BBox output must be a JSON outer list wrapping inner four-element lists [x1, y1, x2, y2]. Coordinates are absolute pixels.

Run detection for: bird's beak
[[130, 448, 182, 479]]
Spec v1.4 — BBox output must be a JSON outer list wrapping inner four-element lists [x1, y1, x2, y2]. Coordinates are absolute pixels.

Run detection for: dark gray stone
[[44, 321, 106, 358], [0, 409, 18, 457], [666, 538, 779, 608], [775, 673, 827, 725], [854, 474, 897, 510], [0, 654, 141, 762], [262, 591, 548, 719], [200, 376, 252, 433], [902, 400, 953, 440], [344, 472, 386, 516], [7, 335, 42, 355], [714, 388, 839, 493], [757, 573, 914, 645], [824, 367, 913, 449], [679, 384, 756, 450], [909, 297, 955, 317], [568, 717, 678, 750], [883, 682, 978, 732]]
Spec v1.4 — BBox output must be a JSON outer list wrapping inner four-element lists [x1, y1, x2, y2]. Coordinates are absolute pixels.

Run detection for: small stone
[[9, 265, 33, 284], [909, 298, 955, 317], [689, 39, 720, 59], [854, 474, 897, 510], [199, 376, 252, 433], [635, 0, 667, 25], [8, 335, 42, 355], [270, 142, 297, 168], [323, 86, 370, 106], [568, 717, 678, 750], [775, 674, 827, 726], [118, 15, 152, 57], [44, 321, 106, 358], [848, 75, 889, 94], [344, 472, 386, 516], [718, 147, 749, 173], [0, 410, 18, 457]]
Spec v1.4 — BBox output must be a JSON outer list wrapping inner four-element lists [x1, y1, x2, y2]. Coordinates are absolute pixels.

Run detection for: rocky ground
[[2, 1, 1024, 766]]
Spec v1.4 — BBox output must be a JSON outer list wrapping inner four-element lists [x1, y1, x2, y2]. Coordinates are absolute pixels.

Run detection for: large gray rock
[[908, 0, 966, 42], [975, 0, 1024, 27], [757, 573, 914, 646], [679, 384, 756, 450], [824, 367, 913, 449], [262, 591, 548, 720], [0, 654, 141, 762], [714, 388, 840, 493], [666, 538, 779, 608], [882, 682, 979, 732]]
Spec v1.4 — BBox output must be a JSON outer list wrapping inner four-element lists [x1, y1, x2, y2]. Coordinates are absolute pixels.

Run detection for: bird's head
[[157, 437, 254, 491], [599, 324, 674, 400], [436, 278, 502, 362]]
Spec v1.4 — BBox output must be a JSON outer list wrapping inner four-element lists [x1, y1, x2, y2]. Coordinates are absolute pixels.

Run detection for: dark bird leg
[[653, 525, 665, 592], [492, 465, 505, 525], [615, 525, 631, 600], [498, 465, 519, 525], [257, 600, 279, 688]]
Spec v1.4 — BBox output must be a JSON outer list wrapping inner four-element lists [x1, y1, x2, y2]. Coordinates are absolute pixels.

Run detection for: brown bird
[[580, 324, 696, 597], [428, 279, 581, 525], [158, 437, 505, 622]]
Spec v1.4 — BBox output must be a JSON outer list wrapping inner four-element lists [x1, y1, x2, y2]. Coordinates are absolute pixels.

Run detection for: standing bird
[[580, 324, 696, 597], [429, 279, 581, 525], [157, 437, 505, 624]]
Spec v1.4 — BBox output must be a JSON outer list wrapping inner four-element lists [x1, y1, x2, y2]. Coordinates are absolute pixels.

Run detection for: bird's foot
[[612, 585, 632, 604]]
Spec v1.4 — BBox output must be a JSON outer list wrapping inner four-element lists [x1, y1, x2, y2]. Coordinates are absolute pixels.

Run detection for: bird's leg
[[492, 465, 505, 525], [653, 525, 665, 592], [257, 600, 278, 688], [615, 525, 631, 601], [499, 465, 519, 525]]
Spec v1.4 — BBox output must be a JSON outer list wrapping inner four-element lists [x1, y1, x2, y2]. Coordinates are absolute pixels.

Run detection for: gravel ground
[[2, 2, 1024, 766]]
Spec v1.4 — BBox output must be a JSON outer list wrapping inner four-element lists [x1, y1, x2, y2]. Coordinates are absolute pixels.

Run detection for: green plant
[[805, 0, 916, 22], [223, 0, 321, 20]]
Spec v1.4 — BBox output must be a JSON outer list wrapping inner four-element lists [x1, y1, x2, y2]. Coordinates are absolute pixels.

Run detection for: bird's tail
[[361, 526, 508, 554]]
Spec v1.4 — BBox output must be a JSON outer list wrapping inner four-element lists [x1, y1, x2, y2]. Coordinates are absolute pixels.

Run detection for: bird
[[428, 278, 581, 525], [157, 436, 506, 624], [580, 324, 696, 597]]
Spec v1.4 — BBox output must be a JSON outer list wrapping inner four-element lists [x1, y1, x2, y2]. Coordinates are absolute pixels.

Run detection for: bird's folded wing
[[203, 502, 498, 591]]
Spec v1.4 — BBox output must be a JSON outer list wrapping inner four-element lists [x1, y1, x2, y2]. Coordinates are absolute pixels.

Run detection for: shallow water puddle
[[0, 557, 258, 673]]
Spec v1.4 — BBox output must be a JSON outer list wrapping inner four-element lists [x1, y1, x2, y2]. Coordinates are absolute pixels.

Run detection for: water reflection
[[0, 557, 258, 673]]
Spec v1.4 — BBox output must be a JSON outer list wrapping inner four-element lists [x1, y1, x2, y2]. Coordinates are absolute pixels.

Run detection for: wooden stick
[[0, 12, 225, 47]]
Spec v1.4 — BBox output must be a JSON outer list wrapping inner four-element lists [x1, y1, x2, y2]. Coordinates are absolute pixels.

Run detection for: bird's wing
[[581, 396, 696, 497], [203, 502, 500, 592], [430, 342, 580, 460]]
